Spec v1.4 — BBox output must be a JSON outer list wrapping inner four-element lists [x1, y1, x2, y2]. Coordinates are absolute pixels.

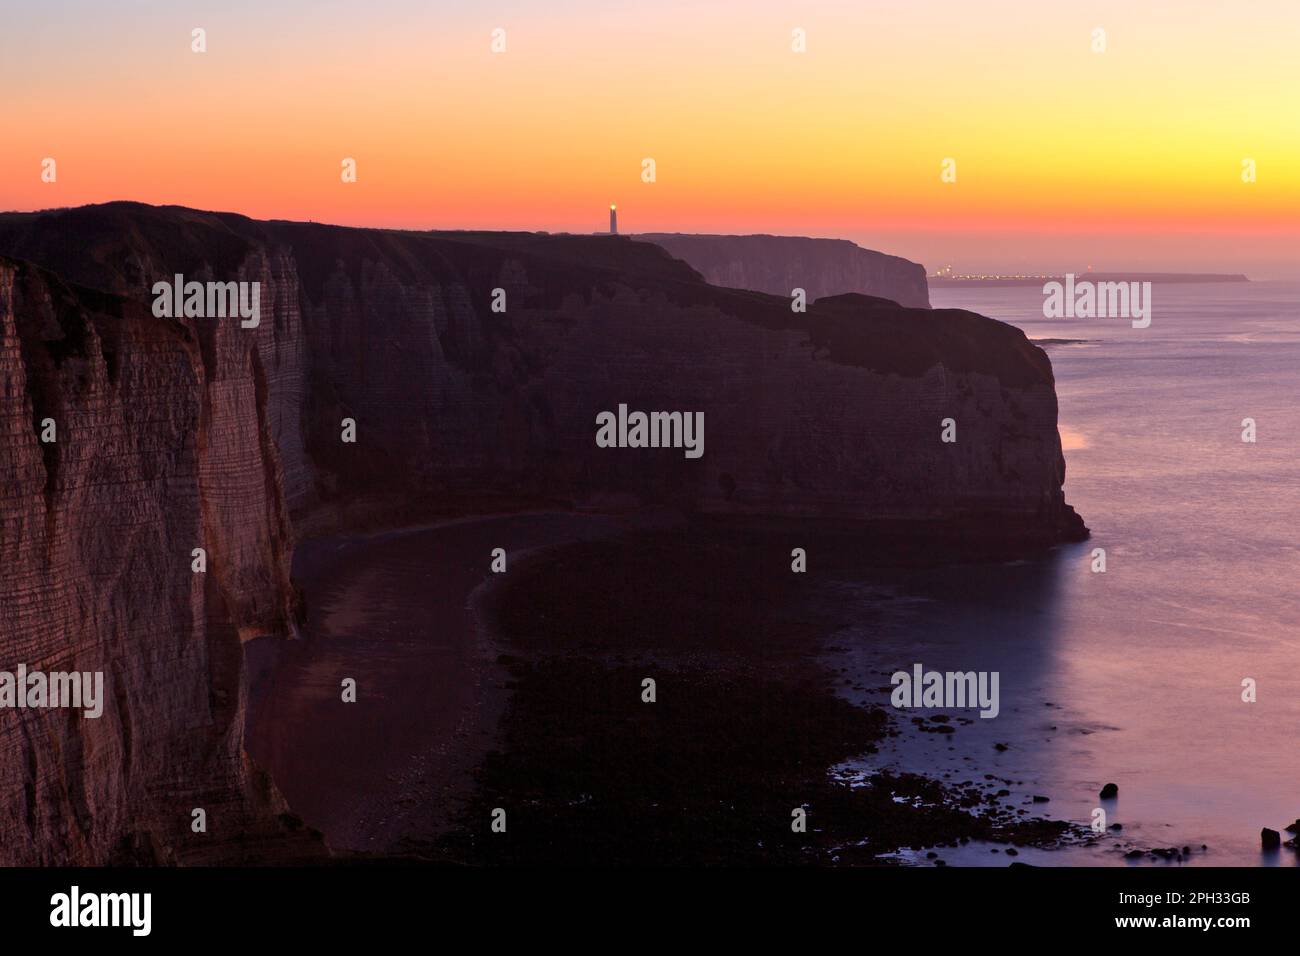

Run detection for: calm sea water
[[834, 280, 1300, 866]]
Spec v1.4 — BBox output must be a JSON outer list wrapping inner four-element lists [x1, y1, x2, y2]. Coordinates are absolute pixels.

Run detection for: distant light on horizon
[[2, 4, 1292, 275]]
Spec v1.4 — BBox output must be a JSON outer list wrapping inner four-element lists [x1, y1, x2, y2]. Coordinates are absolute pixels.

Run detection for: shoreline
[[244, 512, 650, 857], [247, 510, 1096, 865], [432, 519, 1085, 865]]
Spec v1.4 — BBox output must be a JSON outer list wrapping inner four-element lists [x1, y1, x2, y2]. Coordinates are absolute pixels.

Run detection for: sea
[[835, 280, 1300, 866]]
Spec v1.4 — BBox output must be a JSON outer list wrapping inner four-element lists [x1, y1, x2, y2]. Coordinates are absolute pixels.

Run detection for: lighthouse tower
[[609, 204, 618, 235]]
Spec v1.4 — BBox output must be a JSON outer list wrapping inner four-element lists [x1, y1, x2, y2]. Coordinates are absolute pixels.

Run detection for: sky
[[2, 0, 1297, 276]]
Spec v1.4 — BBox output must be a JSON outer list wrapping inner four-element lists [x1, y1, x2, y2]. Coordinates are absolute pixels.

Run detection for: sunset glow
[[3, 0, 1297, 273]]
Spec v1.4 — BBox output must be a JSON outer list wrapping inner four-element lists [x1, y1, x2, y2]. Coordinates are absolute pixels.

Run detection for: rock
[[1032, 795, 1050, 803], [1261, 828, 1281, 849], [1100, 783, 1119, 799], [0, 202, 1090, 863], [637, 233, 932, 308]]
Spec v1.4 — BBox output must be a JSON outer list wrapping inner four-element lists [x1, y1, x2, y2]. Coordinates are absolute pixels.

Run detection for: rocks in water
[[1108, 823, 1123, 831], [1261, 828, 1281, 849], [994, 743, 1009, 752], [1032, 795, 1050, 803], [1124, 849, 1145, 859], [1099, 783, 1119, 799]]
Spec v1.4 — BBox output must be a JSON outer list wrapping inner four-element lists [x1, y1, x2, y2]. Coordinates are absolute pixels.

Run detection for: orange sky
[[2, 0, 1297, 275]]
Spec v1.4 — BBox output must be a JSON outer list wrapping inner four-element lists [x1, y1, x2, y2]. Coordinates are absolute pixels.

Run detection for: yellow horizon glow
[[1, 0, 1296, 273]]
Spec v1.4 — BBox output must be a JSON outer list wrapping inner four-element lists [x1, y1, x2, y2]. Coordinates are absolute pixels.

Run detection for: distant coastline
[[931, 273, 1249, 287]]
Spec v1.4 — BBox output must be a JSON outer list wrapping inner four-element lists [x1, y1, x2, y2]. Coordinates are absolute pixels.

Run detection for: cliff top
[[0, 202, 1046, 388]]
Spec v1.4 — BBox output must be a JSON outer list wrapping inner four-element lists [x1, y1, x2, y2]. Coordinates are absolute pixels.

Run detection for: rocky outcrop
[[638, 232, 931, 308], [0, 203, 1082, 864]]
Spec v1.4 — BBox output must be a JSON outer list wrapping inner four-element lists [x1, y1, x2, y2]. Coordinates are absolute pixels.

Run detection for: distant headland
[[931, 272, 1249, 287]]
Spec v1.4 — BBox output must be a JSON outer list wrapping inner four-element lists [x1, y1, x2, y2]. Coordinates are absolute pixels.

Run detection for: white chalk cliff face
[[637, 233, 931, 308], [0, 204, 1083, 864], [0, 257, 302, 864]]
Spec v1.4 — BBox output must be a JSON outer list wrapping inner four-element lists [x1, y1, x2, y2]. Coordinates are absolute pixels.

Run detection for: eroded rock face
[[0, 203, 1082, 863], [638, 233, 931, 308], [0, 258, 300, 864]]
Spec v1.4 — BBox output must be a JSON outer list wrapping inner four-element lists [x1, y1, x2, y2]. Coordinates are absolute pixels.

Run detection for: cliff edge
[[0, 202, 1083, 863]]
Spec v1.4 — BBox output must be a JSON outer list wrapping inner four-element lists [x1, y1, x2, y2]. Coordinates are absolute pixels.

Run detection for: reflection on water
[[835, 282, 1300, 866], [1058, 425, 1089, 451]]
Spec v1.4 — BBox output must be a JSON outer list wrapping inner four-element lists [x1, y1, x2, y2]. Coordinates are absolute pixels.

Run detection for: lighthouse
[[609, 204, 618, 235]]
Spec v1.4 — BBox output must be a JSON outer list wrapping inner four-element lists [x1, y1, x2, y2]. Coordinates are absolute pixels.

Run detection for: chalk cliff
[[0, 255, 305, 864], [0, 203, 1083, 864], [638, 232, 931, 308]]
